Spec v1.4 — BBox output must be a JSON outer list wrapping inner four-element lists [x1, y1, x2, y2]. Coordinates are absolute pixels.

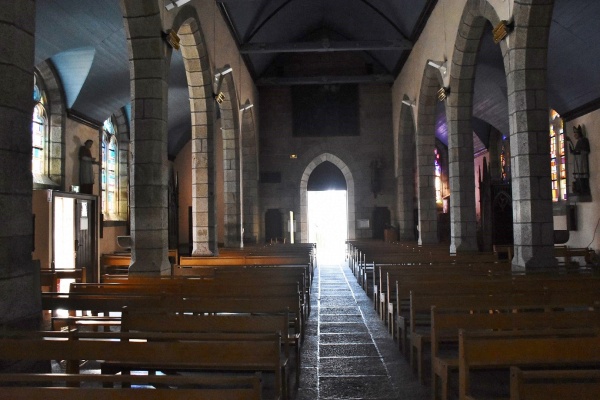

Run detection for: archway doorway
[[306, 161, 348, 263]]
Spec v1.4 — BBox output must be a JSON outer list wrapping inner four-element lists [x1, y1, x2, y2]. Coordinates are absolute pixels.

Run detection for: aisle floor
[[294, 260, 430, 400]]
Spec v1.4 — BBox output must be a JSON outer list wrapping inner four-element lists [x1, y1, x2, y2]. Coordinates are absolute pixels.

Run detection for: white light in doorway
[[308, 190, 348, 264]]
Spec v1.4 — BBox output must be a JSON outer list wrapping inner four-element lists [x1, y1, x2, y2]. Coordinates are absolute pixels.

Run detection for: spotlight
[[427, 60, 447, 76], [165, 0, 191, 11], [240, 100, 254, 112]]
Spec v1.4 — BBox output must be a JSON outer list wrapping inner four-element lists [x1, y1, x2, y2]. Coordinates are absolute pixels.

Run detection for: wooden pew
[[100, 249, 179, 278], [0, 373, 262, 400], [412, 290, 600, 386], [0, 330, 287, 400], [458, 329, 600, 400], [121, 307, 300, 384], [394, 273, 600, 354], [509, 367, 600, 400]]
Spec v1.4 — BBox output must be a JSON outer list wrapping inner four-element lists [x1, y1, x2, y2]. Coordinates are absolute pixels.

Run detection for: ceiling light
[[165, 0, 191, 11], [290, 154, 298, 159]]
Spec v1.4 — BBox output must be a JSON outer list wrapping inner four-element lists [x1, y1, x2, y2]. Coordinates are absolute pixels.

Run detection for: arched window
[[102, 117, 118, 217], [434, 147, 442, 204], [549, 109, 567, 202], [32, 75, 48, 175]]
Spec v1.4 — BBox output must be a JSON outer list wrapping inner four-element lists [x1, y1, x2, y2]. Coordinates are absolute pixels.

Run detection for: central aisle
[[295, 261, 430, 400]]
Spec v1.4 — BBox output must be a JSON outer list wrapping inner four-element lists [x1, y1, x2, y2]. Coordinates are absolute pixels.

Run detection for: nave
[[296, 261, 429, 400]]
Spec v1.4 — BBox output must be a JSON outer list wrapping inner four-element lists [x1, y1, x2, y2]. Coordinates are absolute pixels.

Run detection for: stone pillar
[[396, 105, 416, 240], [0, 0, 41, 328], [508, 1, 557, 271], [241, 110, 259, 244], [447, 96, 478, 253], [221, 105, 242, 248], [122, 1, 170, 274], [416, 70, 439, 245]]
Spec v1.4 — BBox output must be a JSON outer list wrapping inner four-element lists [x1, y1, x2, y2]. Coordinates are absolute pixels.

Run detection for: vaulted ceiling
[[34, 0, 600, 158]]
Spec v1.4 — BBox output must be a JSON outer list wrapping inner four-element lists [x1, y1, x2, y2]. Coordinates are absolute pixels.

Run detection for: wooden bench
[[411, 289, 600, 386], [0, 373, 262, 400], [509, 367, 600, 400], [458, 329, 600, 400], [100, 249, 179, 278], [394, 273, 600, 354], [121, 307, 300, 384], [40, 267, 86, 292], [0, 330, 287, 400]]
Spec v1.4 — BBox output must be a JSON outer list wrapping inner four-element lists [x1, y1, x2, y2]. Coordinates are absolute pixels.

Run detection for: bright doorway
[[308, 190, 348, 264]]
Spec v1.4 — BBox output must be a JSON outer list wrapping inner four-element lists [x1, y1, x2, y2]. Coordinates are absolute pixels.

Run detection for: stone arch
[[171, 7, 219, 255], [120, 0, 171, 274], [396, 95, 417, 240], [241, 107, 259, 244], [299, 153, 356, 243], [415, 64, 444, 245], [445, 0, 505, 253], [450, 0, 556, 269], [35, 60, 66, 189]]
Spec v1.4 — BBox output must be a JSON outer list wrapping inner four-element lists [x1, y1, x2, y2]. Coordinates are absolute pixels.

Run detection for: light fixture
[[427, 60, 447, 76], [240, 100, 254, 112], [492, 20, 513, 44], [437, 86, 450, 102], [213, 66, 233, 105], [164, 29, 181, 50], [289, 154, 298, 159], [401, 99, 415, 107], [165, 0, 191, 11]]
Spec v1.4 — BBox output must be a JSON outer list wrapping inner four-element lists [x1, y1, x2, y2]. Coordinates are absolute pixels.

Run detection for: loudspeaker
[[566, 204, 577, 231]]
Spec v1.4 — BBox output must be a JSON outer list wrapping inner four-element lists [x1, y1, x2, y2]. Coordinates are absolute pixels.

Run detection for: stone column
[[122, 1, 170, 274], [242, 109, 259, 244], [396, 104, 416, 240], [508, 1, 557, 271], [447, 95, 478, 253], [0, 0, 41, 328]]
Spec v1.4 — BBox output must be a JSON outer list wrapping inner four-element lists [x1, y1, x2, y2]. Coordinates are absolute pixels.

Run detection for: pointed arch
[[299, 153, 355, 243], [444, 0, 505, 253], [172, 6, 219, 255], [415, 64, 444, 245]]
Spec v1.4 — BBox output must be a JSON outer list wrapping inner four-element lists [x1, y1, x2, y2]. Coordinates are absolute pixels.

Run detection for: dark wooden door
[[75, 198, 95, 282]]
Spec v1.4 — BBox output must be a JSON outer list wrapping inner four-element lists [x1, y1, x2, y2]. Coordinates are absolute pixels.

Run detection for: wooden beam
[[256, 74, 394, 86], [241, 39, 411, 54]]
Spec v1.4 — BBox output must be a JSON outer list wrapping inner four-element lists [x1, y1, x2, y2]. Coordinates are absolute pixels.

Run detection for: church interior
[[2, 0, 600, 398]]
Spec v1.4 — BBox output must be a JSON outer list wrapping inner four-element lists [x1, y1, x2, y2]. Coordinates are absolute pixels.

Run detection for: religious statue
[[566, 125, 591, 196], [79, 139, 98, 194]]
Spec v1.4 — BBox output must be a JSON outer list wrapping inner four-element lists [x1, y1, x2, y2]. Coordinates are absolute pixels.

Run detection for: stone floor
[[294, 260, 430, 400]]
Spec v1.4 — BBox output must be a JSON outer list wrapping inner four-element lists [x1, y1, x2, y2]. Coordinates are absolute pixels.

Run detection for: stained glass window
[[434, 147, 442, 204], [549, 110, 567, 202], [102, 117, 118, 216], [32, 75, 48, 174]]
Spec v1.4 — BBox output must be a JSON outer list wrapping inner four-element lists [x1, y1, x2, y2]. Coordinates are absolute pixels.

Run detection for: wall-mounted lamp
[[428, 60, 447, 76], [401, 99, 416, 107], [164, 29, 181, 50], [213, 66, 233, 105], [165, 0, 191, 11], [492, 20, 514, 44], [240, 100, 254, 112], [437, 86, 450, 102]]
